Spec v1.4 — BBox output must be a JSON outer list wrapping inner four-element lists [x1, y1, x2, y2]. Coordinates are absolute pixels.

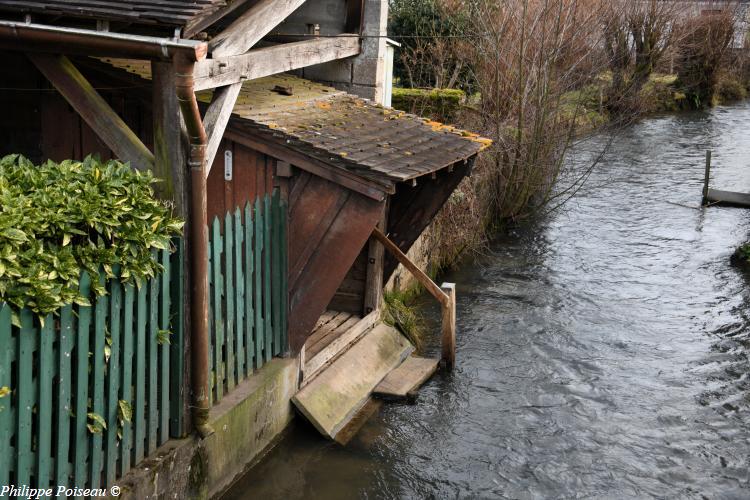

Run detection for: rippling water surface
[[224, 104, 750, 499]]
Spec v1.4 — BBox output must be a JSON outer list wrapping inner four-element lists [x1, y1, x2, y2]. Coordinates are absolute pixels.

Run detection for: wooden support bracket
[[29, 53, 154, 170], [371, 228, 457, 370], [203, 82, 243, 177]]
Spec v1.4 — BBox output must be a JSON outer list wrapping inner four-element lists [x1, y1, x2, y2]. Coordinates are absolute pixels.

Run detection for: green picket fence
[[208, 189, 288, 405], [0, 245, 185, 490]]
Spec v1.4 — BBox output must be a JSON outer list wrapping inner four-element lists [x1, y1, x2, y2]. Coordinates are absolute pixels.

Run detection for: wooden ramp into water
[[705, 188, 750, 208], [294, 312, 441, 441]]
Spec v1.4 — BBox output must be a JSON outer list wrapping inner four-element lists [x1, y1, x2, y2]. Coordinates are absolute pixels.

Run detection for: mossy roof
[[99, 58, 491, 183]]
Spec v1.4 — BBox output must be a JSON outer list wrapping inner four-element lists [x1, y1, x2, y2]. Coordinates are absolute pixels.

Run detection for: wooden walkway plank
[[373, 357, 439, 399], [292, 322, 413, 440], [705, 188, 750, 208], [307, 315, 361, 359]]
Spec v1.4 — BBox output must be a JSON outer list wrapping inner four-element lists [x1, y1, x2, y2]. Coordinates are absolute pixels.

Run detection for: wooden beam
[[183, 0, 253, 39], [224, 128, 391, 200], [30, 53, 154, 170], [203, 82, 242, 176], [363, 204, 387, 315], [151, 61, 188, 216], [194, 36, 360, 91], [208, 0, 309, 57], [372, 228, 448, 307]]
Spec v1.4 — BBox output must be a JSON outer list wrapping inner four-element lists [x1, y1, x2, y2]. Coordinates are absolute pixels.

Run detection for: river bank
[[223, 100, 750, 499]]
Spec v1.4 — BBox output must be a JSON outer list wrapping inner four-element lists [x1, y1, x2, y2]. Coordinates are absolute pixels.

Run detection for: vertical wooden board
[[224, 212, 236, 391], [288, 177, 342, 281], [208, 242, 214, 407], [263, 194, 273, 362], [105, 278, 122, 486], [224, 142, 235, 218], [206, 139, 227, 223], [159, 250, 170, 445], [0, 305, 12, 485], [147, 261, 159, 455], [289, 194, 384, 353], [90, 274, 107, 488], [256, 153, 267, 198], [40, 93, 78, 161], [234, 208, 245, 380], [271, 190, 282, 356], [120, 285, 135, 476], [254, 197, 264, 369], [265, 155, 274, 194], [37, 315, 54, 488], [233, 144, 257, 209], [211, 218, 224, 402], [80, 120, 113, 160], [74, 273, 92, 489], [281, 200, 289, 352], [243, 203, 255, 374], [56, 305, 74, 487], [17, 310, 34, 487], [169, 239, 186, 437], [134, 284, 147, 464]]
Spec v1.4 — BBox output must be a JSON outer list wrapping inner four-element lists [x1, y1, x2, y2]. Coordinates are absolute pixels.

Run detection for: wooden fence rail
[[207, 189, 288, 405], [0, 244, 184, 490]]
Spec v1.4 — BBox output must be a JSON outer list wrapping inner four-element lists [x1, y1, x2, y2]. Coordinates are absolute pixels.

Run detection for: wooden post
[[440, 283, 456, 371], [702, 150, 712, 205], [363, 205, 387, 315]]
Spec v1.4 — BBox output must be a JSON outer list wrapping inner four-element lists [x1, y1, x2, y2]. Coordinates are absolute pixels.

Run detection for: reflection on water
[[224, 104, 750, 499]]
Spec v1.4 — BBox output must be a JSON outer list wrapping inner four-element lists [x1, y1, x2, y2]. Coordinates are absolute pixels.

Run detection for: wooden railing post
[[702, 150, 712, 205], [440, 283, 456, 371]]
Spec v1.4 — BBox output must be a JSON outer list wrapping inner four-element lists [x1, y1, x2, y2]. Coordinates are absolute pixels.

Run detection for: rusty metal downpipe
[[174, 53, 213, 438]]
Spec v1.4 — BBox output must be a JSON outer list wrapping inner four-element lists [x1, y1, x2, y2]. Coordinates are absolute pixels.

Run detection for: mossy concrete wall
[[112, 358, 299, 500]]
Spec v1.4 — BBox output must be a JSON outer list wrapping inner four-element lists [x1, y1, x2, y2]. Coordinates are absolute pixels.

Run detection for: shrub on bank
[[391, 88, 465, 123], [0, 154, 183, 320]]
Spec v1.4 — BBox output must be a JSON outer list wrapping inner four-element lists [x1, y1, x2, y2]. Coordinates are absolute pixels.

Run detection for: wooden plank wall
[[206, 139, 276, 224], [0, 52, 152, 165], [287, 170, 385, 352], [327, 247, 367, 316]]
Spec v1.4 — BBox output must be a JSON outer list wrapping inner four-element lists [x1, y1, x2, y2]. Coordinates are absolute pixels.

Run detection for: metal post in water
[[702, 150, 712, 205]]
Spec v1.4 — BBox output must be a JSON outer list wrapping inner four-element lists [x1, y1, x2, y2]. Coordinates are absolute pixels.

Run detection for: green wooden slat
[[120, 284, 135, 476], [234, 208, 245, 380], [74, 273, 92, 489], [105, 276, 122, 486], [148, 255, 159, 455], [159, 249, 170, 445], [56, 304, 74, 487], [208, 241, 214, 408], [263, 194, 273, 363], [17, 309, 34, 487], [280, 200, 289, 352], [254, 197, 264, 369], [243, 203, 255, 374], [134, 284, 147, 464], [0, 304, 11, 485], [224, 212, 236, 391], [90, 273, 107, 489], [211, 217, 224, 402], [271, 190, 282, 356], [169, 238, 185, 437], [37, 314, 54, 488]]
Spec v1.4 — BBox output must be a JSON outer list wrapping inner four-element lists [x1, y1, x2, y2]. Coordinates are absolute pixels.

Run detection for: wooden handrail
[[372, 228, 456, 370], [371, 228, 449, 307]]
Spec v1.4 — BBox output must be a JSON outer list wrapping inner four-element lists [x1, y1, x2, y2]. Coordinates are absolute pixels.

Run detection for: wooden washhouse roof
[[0, 0, 226, 28], [98, 58, 491, 184]]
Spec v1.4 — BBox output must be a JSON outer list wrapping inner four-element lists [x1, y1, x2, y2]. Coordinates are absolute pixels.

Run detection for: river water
[[223, 104, 750, 499]]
